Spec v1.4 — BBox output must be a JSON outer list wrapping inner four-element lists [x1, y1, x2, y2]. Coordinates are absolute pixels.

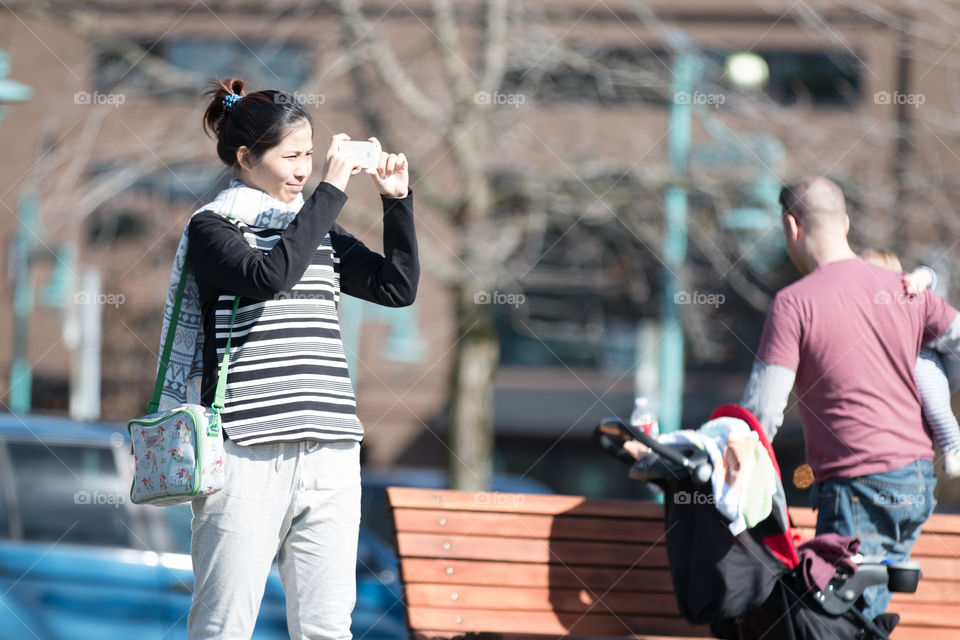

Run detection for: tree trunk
[[445, 115, 499, 492], [447, 281, 499, 491]]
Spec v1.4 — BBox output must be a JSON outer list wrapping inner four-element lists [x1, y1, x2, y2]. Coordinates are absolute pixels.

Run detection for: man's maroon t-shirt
[[756, 257, 957, 482]]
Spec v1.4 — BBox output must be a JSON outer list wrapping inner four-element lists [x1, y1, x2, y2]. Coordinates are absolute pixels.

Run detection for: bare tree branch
[[335, 0, 446, 126], [20, 0, 201, 91], [479, 0, 508, 94], [429, 0, 477, 102]]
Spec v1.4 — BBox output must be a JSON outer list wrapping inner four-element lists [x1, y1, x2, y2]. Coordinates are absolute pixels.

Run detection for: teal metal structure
[[2, 51, 34, 412]]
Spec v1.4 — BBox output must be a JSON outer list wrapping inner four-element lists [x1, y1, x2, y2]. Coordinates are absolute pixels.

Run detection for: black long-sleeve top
[[186, 182, 418, 445]]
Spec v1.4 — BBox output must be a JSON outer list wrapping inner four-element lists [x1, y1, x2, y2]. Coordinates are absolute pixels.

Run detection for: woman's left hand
[[367, 137, 409, 198]]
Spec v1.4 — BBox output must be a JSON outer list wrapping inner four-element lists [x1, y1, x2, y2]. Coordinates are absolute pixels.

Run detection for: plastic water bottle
[[630, 396, 659, 438]]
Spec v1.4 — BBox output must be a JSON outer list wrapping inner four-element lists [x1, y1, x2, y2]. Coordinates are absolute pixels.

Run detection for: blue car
[[0, 413, 405, 640]]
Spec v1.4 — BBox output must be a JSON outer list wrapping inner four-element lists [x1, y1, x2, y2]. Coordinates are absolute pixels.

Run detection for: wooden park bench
[[386, 487, 960, 640]]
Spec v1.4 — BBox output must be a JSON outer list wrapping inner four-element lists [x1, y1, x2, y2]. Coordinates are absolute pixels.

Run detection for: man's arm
[[743, 292, 802, 440], [921, 290, 960, 391], [740, 361, 797, 441]]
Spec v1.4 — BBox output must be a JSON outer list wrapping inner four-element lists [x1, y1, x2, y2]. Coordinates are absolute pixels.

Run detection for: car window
[[158, 502, 193, 554], [356, 527, 397, 580], [6, 442, 132, 547], [360, 486, 395, 545]]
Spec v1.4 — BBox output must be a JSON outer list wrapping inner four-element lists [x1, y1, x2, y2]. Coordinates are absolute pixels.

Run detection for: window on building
[[501, 46, 862, 108], [502, 45, 671, 105], [754, 50, 862, 108], [96, 37, 312, 95], [86, 163, 230, 244], [491, 174, 657, 372]]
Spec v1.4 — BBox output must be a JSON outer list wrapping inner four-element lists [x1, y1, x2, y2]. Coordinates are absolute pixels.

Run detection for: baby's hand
[[623, 439, 649, 459], [903, 268, 934, 296], [944, 450, 960, 479]]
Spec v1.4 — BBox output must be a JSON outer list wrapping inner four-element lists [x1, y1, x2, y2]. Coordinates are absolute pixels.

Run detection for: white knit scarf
[[154, 178, 305, 411]]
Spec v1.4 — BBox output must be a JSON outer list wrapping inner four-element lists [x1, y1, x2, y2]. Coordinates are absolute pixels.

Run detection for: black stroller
[[594, 403, 921, 640]]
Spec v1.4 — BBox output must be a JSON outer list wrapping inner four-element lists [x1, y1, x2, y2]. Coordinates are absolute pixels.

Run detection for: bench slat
[[889, 627, 960, 640], [794, 526, 960, 560], [911, 534, 960, 559], [396, 532, 670, 568], [405, 584, 683, 616], [890, 601, 960, 628], [407, 608, 710, 637], [399, 562, 960, 607], [399, 559, 676, 592], [789, 507, 960, 535], [890, 579, 960, 604], [410, 632, 712, 640], [393, 508, 667, 543], [387, 487, 665, 518]]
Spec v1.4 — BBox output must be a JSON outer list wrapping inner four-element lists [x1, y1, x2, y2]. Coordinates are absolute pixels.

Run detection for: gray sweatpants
[[188, 438, 361, 640]]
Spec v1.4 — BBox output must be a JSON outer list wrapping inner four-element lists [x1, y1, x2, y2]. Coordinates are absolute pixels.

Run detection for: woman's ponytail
[[200, 77, 310, 168], [202, 77, 247, 139]]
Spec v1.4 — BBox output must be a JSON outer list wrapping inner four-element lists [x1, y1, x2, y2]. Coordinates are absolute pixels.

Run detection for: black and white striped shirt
[[188, 182, 418, 446], [917, 347, 960, 455]]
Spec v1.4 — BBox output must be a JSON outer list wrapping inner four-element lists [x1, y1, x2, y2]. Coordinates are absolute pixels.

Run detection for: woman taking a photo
[[155, 77, 418, 639]]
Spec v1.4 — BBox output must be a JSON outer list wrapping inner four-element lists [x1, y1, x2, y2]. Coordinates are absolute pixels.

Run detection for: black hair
[[202, 77, 312, 168]]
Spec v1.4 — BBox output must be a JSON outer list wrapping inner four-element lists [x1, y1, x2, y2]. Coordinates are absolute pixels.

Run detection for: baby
[[861, 249, 960, 478]]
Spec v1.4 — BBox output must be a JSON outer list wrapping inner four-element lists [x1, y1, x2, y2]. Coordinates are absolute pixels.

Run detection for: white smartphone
[[340, 140, 380, 170]]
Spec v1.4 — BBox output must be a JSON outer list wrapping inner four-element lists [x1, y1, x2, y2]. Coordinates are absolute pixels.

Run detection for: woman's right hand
[[321, 133, 362, 192]]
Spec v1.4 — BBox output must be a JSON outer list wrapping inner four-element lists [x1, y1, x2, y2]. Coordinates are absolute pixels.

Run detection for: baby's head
[[860, 248, 903, 273]]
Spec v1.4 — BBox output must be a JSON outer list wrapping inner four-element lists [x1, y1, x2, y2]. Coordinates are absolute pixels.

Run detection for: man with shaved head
[[741, 176, 960, 619], [777, 176, 853, 272]]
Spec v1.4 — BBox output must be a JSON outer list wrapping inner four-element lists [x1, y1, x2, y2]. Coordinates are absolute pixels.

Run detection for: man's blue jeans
[[810, 459, 936, 621]]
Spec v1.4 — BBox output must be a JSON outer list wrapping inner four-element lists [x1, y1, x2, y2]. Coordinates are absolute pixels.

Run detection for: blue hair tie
[[223, 93, 242, 111]]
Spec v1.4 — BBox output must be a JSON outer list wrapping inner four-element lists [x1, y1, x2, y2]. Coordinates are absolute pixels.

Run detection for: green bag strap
[[148, 255, 191, 414], [147, 253, 241, 414], [212, 296, 241, 412]]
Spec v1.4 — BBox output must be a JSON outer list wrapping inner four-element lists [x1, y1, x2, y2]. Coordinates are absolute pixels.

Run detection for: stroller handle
[[596, 417, 713, 484]]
